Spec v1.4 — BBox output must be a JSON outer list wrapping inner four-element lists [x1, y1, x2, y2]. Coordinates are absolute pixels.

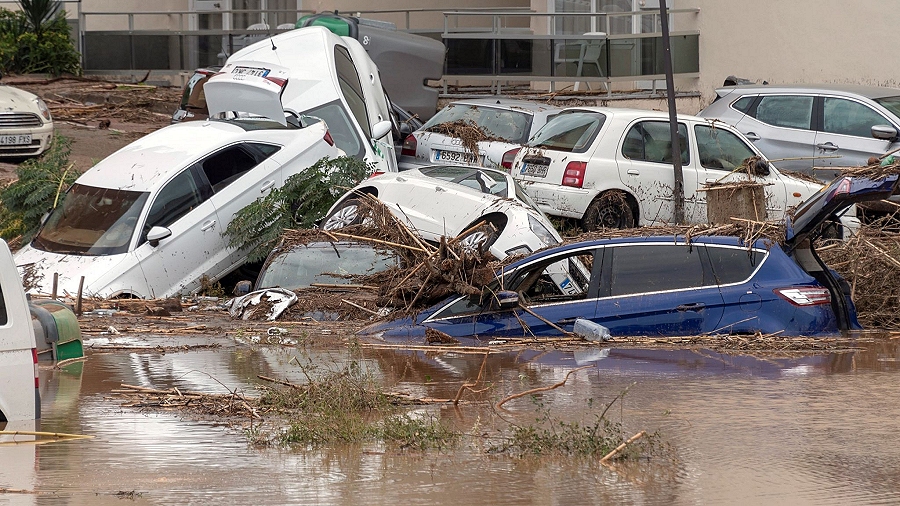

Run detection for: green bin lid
[[296, 13, 357, 38]]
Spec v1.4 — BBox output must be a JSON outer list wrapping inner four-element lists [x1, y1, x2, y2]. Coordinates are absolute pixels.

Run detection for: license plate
[[520, 162, 548, 177], [232, 66, 270, 78], [433, 149, 478, 165], [0, 134, 31, 146]]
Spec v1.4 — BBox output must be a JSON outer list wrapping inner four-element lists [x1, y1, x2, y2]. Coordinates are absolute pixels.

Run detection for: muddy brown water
[[3, 329, 900, 505]]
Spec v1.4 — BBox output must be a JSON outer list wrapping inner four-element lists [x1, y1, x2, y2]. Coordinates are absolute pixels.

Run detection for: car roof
[[715, 84, 900, 100], [556, 105, 710, 123], [74, 120, 278, 192], [449, 98, 560, 114]]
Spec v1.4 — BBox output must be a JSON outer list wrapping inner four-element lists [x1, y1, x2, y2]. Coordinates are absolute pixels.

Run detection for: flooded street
[[3, 326, 900, 505]]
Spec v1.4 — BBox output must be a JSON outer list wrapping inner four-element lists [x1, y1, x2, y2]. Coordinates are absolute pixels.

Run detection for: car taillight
[[323, 130, 335, 146], [826, 177, 852, 199], [368, 171, 385, 179], [265, 76, 287, 88], [501, 148, 520, 170], [562, 161, 587, 188], [401, 134, 417, 157], [32, 348, 39, 388], [774, 287, 831, 306]]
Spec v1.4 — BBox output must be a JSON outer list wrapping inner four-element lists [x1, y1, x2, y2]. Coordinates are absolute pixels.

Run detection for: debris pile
[[427, 119, 508, 157], [571, 219, 786, 248]]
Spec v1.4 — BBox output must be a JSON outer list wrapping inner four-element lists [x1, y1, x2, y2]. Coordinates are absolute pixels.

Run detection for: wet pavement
[[3, 326, 900, 505]]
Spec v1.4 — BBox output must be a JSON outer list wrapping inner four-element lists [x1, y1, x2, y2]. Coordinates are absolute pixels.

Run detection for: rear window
[[418, 166, 509, 198], [422, 103, 532, 143], [608, 244, 713, 296], [528, 111, 606, 153]]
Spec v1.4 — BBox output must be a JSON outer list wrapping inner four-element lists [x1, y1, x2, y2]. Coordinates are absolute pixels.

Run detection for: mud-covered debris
[[425, 327, 460, 344], [427, 119, 508, 157], [839, 157, 900, 180]]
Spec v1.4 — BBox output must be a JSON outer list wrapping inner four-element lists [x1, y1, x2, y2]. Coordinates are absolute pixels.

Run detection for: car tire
[[457, 220, 501, 255], [581, 191, 635, 231], [322, 198, 364, 230]]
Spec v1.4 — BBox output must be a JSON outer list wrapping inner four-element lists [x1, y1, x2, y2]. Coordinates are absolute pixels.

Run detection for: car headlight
[[528, 214, 560, 245], [505, 245, 532, 257], [35, 98, 51, 121]]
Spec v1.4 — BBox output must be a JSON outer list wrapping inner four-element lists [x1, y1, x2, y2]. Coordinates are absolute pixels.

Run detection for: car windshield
[[257, 242, 398, 290], [301, 99, 364, 159], [873, 96, 900, 119], [418, 165, 510, 198], [528, 111, 606, 153], [422, 103, 532, 143], [32, 183, 149, 256]]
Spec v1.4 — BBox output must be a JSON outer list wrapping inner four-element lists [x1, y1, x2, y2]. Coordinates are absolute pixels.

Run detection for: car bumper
[[519, 181, 597, 219], [0, 122, 53, 158]]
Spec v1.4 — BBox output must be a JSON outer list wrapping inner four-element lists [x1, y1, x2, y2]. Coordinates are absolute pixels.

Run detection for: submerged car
[[359, 174, 899, 343], [15, 114, 343, 299], [321, 165, 562, 260], [698, 84, 900, 176], [256, 240, 398, 290], [0, 83, 53, 158], [510, 107, 824, 231], [399, 99, 560, 171]]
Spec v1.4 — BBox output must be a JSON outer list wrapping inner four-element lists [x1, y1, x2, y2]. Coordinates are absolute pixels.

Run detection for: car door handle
[[705, 178, 717, 183], [745, 132, 761, 141], [676, 302, 705, 311], [816, 142, 839, 151], [260, 180, 276, 192], [200, 220, 217, 232], [626, 169, 639, 175]]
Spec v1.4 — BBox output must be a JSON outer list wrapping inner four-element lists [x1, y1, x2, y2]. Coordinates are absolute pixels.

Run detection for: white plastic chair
[[574, 32, 607, 92]]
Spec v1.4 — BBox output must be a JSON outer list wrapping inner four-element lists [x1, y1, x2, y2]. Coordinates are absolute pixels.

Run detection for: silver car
[[698, 85, 900, 179]]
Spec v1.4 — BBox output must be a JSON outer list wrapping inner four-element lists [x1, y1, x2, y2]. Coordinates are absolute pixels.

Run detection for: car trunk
[[204, 61, 290, 125]]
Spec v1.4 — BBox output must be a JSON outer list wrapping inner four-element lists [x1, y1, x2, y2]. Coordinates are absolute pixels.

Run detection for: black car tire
[[322, 198, 363, 230], [457, 221, 501, 255], [582, 191, 635, 231]]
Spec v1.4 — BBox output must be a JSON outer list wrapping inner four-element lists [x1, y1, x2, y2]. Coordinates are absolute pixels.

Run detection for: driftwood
[[496, 365, 594, 409], [600, 430, 647, 463]]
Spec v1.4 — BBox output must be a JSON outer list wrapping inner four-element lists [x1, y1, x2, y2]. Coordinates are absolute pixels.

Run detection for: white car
[[0, 83, 53, 158], [510, 107, 825, 230], [15, 115, 343, 299], [0, 239, 40, 422], [210, 26, 398, 173], [322, 165, 562, 260], [399, 98, 560, 171]]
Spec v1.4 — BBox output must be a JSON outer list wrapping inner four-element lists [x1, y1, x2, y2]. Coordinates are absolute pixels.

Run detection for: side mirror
[[872, 124, 897, 141], [753, 158, 771, 176], [399, 122, 414, 137], [147, 226, 172, 247], [491, 290, 520, 310], [371, 120, 392, 140]]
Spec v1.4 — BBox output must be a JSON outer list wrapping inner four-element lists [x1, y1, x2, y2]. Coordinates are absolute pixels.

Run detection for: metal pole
[[659, 1, 684, 224]]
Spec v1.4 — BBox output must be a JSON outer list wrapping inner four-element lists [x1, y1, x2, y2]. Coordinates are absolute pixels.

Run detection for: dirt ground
[[0, 75, 181, 181]]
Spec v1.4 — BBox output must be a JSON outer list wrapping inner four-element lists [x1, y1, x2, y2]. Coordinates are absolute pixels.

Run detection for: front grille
[[0, 113, 42, 128]]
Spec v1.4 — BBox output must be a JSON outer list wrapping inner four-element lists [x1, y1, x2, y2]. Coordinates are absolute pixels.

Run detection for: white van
[[0, 239, 40, 422]]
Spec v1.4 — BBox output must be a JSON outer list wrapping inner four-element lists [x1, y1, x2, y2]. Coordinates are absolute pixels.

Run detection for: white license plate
[[433, 149, 477, 165], [232, 66, 270, 77], [520, 162, 548, 177], [0, 134, 31, 146]]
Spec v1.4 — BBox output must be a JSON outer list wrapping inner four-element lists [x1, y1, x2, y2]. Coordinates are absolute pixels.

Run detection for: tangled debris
[[570, 219, 786, 248], [842, 156, 900, 180], [427, 119, 508, 157]]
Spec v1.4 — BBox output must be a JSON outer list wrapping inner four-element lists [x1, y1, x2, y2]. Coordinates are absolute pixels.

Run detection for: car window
[[607, 244, 713, 296], [621, 121, 690, 164], [873, 96, 900, 119], [528, 111, 606, 153], [750, 95, 813, 130], [32, 184, 149, 256], [302, 99, 364, 159], [422, 103, 532, 143], [418, 166, 509, 197], [822, 97, 889, 137], [706, 246, 766, 285], [695, 124, 758, 170], [732, 96, 755, 114], [0, 283, 6, 326], [334, 46, 371, 138], [143, 168, 209, 241], [257, 242, 397, 290], [198, 144, 266, 193]]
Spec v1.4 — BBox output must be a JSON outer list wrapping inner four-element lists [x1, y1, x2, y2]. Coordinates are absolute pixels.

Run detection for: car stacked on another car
[[509, 107, 827, 231], [399, 99, 561, 171], [0, 83, 53, 158], [359, 174, 899, 344]]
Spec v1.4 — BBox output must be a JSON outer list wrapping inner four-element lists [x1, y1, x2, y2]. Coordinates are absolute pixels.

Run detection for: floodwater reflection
[[2, 336, 900, 504]]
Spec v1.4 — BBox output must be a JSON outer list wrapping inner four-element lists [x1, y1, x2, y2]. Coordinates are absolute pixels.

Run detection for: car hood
[[0, 85, 39, 113], [785, 174, 900, 246], [204, 61, 291, 125], [14, 245, 138, 298]]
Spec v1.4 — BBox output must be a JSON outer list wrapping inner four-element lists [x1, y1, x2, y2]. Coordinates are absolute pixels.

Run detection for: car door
[[733, 94, 817, 172], [594, 243, 725, 336], [814, 96, 897, 173], [133, 166, 225, 298], [616, 120, 704, 224], [704, 244, 770, 332]]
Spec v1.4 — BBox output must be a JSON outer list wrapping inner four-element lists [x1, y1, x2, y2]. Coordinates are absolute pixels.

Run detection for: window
[[143, 168, 209, 241], [706, 246, 766, 285], [422, 104, 532, 144], [334, 46, 371, 138], [418, 166, 509, 197], [621, 121, 689, 164], [732, 96, 755, 114], [608, 244, 712, 296], [198, 145, 264, 193], [302, 99, 364, 159], [0, 283, 7, 326], [751, 95, 813, 130], [695, 124, 758, 171], [823, 97, 888, 137], [529, 110, 606, 153], [873, 95, 900, 119]]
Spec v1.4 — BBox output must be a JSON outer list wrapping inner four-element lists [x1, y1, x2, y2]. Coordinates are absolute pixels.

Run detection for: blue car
[[360, 174, 899, 344]]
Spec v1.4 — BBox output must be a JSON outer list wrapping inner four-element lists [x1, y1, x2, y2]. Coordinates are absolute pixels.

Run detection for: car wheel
[[457, 221, 501, 255], [322, 199, 363, 230], [582, 191, 635, 231]]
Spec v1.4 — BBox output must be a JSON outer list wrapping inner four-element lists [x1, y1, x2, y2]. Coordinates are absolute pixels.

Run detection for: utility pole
[[659, 1, 684, 224]]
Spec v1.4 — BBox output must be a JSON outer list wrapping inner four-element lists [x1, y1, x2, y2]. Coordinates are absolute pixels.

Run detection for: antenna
[[270, 37, 277, 50]]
